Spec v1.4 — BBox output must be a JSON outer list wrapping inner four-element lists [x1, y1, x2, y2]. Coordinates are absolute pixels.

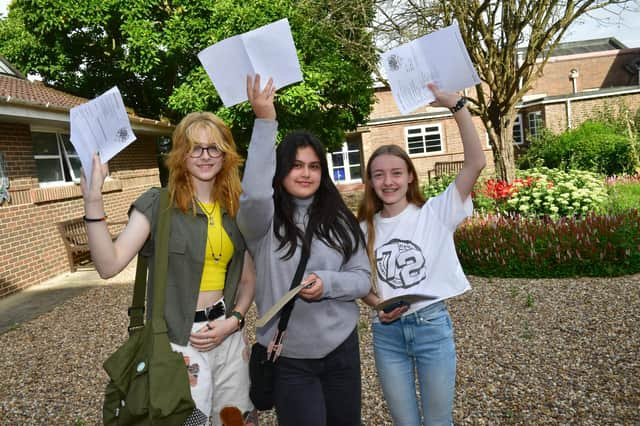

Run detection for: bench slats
[[427, 160, 464, 183], [57, 218, 126, 271]]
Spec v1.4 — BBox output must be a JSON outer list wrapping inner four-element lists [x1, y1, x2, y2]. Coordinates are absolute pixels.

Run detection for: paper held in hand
[[375, 294, 438, 312], [69, 86, 136, 185], [198, 18, 303, 107], [381, 20, 481, 115], [255, 282, 309, 328]]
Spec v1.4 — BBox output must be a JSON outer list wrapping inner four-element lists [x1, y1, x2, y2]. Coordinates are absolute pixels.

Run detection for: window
[[32, 132, 81, 185], [528, 111, 543, 138], [327, 141, 362, 183], [512, 114, 523, 145], [405, 124, 443, 155]]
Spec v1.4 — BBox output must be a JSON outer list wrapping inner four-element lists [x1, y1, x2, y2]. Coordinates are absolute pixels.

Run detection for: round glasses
[[189, 145, 223, 158]]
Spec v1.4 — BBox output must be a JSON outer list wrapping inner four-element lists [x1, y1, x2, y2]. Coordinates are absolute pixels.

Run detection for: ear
[[408, 172, 414, 184]]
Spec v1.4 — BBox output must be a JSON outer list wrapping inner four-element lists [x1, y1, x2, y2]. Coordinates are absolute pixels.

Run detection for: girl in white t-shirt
[[358, 83, 486, 425]]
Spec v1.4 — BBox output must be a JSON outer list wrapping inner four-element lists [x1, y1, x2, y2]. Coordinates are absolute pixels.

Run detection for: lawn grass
[[607, 181, 640, 213]]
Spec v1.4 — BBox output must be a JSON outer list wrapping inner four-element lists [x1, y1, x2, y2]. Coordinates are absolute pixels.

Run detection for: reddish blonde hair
[[165, 112, 243, 216]]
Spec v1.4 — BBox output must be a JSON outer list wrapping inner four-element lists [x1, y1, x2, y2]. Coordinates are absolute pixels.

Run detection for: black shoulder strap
[[276, 225, 314, 332]]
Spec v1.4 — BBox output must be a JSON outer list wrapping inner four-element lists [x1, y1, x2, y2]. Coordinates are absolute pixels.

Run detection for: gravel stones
[[1, 267, 638, 425]]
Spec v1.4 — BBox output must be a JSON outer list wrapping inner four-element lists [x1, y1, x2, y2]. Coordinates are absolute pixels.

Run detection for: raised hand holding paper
[[198, 18, 303, 107], [381, 21, 480, 114], [70, 86, 136, 184]]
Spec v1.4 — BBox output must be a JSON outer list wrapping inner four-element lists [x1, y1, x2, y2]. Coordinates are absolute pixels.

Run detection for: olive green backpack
[[102, 189, 195, 425]]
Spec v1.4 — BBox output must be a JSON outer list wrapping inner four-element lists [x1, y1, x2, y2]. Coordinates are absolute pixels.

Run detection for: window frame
[[327, 141, 363, 184], [405, 123, 444, 157], [31, 127, 80, 187], [528, 111, 543, 139], [512, 113, 524, 145]]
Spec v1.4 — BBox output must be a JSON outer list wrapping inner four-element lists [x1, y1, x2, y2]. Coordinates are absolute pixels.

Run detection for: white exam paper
[[70, 86, 136, 185], [198, 18, 303, 107], [381, 21, 481, 114]]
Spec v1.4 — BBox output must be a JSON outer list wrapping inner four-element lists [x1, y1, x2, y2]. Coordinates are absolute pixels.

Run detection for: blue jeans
[[372, 302, 456, 426]]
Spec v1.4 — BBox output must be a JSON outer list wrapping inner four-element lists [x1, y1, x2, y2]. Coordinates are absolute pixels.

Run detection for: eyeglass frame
[[189, 144, 224, 158]]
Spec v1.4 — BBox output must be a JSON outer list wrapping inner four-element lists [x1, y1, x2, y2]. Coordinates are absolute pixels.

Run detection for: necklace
[[197, 200, 216, 226], [197, 199, 223, 263]]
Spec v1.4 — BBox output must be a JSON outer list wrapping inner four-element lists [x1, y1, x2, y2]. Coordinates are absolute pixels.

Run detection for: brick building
[[329, 38, 640, 190], [0, 55, 172, 298], [1, 37, 639, 298]]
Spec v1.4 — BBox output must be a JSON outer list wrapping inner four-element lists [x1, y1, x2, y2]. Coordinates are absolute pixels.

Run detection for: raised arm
[[237, 74, 279, 240], [428, 83, 486, 201], [81, 154, 149, 278]]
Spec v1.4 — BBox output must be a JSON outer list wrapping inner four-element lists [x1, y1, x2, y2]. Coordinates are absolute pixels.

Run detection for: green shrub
[[455, 209, 640, 277], [422, 173, 456, 199], [518, 120, 639, 176], [509, 168, 608, 218], [473, 167, 608, 218]]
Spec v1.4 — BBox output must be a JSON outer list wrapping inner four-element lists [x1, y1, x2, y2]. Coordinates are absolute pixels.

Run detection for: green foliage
[[440, 168, 608, 219], [422, 173, 456, 199], [606, 179, 640, 214], [502, 167, 608, 218], [518, 119, 640, 176], [455, 209, 640, 278], [0, 0, 376, 151]]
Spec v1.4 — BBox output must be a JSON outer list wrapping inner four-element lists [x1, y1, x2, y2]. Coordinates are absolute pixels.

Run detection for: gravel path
[[1, 265, 638, 425]]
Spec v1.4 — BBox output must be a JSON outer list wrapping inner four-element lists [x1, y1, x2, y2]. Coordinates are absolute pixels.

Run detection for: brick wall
[[530, 49, 640, 96], [362, 115, 494, 182], [363, 47, 639, 181], [0, 122, 161, 298], [542, 92, 640, 134]]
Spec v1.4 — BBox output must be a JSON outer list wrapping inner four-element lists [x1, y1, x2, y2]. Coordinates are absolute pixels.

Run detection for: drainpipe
[[566, 99, 572, 130], [569, 69, 579, 94]]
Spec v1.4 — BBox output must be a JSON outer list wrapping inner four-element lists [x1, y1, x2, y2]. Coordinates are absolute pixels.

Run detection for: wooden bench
[[427, 160, 465, 183], [57, 217, 127, 272]]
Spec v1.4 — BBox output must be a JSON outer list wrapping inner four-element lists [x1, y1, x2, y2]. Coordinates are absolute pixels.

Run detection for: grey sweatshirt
[[237, 119, 371, 358]]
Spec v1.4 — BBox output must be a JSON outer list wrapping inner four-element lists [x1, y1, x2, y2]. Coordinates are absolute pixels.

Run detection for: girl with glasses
[[82, 111, 257, 425]]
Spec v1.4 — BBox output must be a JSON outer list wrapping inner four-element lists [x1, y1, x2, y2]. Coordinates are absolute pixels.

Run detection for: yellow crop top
[[198, 201, 233, 292]]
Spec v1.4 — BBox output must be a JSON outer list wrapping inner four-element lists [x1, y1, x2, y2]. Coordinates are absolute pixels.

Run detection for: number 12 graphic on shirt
[[376, 239, 427, 289]]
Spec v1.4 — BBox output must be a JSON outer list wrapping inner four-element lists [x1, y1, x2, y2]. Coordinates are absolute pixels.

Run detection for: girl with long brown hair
[[358, 83, 486, 425]]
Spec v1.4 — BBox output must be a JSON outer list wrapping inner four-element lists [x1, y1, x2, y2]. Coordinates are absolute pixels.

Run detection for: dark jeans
[[273, 328, 361, 426]]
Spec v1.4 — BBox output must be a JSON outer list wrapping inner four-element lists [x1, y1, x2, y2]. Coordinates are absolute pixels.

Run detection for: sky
[[0, 1, 638, 47]]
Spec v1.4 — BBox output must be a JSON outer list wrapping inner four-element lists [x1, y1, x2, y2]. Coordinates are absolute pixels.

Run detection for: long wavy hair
[[357, 144, 425, 286], [165, 112, 243, 216], [273, 131, 365, 261]]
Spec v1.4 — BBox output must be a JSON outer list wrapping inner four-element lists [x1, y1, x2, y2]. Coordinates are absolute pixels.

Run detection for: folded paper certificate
[[255, 282, 309, 328], [69, 86, 136, 185], [198, 18, 303, 107], [375, 294, 438, 312], [381, 21, 481, 114]]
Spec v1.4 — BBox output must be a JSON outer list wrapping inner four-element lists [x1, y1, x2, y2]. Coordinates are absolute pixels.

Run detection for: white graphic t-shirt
[[368, 182, 473, 315]]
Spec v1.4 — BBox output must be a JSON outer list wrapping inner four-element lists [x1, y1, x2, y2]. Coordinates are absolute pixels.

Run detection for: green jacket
[[131, 188, 246, 346]]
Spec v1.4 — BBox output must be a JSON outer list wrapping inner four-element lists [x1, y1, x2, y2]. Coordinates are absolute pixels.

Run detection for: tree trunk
[[490, 120, 517, 183], [486, 111, 517, 183]]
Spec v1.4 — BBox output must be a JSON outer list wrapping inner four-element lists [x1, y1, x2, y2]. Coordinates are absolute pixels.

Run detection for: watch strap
[[449, 96, 467, 114], [230, 310, 245, 329]]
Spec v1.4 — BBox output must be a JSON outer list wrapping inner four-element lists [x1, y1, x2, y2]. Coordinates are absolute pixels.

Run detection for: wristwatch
[[230, 310, 245, 330], [449, 96, 467, 114]]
